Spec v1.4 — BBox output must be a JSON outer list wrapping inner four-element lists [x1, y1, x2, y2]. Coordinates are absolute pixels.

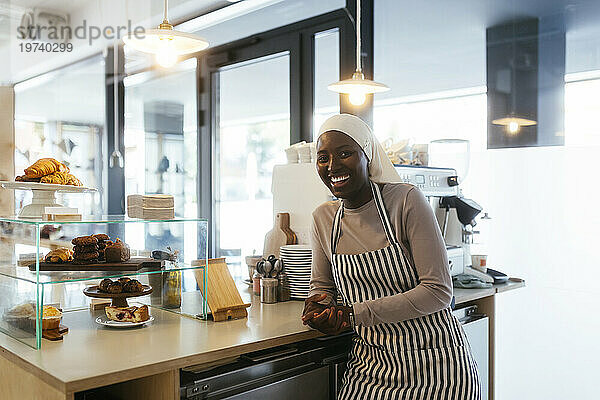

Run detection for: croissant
[[24, 158, 69, 178], [45, 247, 73, 263], [15, 175, 41, 182], [40, 171, 83, 186]]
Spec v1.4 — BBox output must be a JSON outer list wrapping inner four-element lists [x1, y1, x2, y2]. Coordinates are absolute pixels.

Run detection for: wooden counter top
[[0, 282, 321, 394], [454, 278, 525, 304], [0, 279, 524, 395]]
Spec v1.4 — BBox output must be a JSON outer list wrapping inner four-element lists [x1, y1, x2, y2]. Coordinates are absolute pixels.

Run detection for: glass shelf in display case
[[0, 215, 208, 349]]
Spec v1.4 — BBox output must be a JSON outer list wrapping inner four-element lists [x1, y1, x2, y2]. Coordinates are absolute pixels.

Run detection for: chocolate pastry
[[92, 234, 110, 242], [73, 251, 100, 261], [40, 171, 82, 186], [73, 244, 99, 254], [99, 240, 113, 250], [72, 236, 98, 246], [105, 239, 131, 263], [118, 277, 131, 284], [106, 281, 123, 294], [99, 278, 113, 292], [123, 279, 143, 293], [24, 158, 69, 178]]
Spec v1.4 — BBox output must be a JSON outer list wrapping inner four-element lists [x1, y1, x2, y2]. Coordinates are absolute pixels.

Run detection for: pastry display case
[[0, 215, 208, 349]]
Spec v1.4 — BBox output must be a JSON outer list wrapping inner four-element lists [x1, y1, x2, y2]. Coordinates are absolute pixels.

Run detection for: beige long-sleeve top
[[309, 183, 453, 327]]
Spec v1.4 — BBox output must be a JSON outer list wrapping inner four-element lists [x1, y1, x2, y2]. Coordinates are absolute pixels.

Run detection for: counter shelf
[[0, 216, 208, 349]]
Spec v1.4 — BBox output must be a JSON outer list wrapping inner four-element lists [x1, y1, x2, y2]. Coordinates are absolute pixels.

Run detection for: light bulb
[[508, 121, 520, 134], [156, 41, 177, 68], [348, 91, 366, 106]]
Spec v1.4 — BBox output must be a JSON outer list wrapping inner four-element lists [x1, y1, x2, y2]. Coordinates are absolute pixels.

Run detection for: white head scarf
[[317, 114, 401, 184]]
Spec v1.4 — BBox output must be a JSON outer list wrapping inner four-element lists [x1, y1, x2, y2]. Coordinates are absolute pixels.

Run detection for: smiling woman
[[305, 114, 481, 399], [316, 131, 370, 208]]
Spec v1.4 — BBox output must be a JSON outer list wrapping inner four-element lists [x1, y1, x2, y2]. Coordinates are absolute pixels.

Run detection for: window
[[313, 28, 340, 138], [213, 53, 290, 268], [13, 56, 106, 215], [123, 58, 199, 262]]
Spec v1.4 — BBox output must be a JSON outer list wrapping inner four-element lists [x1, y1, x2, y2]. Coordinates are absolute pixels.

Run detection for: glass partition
[[0, 216, 208, 349]]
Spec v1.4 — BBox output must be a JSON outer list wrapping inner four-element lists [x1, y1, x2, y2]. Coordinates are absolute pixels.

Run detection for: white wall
[[466, 145, 600, 399], [374, 0, 600, 398]]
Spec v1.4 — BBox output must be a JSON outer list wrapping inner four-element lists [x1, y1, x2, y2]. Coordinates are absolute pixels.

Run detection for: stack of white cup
[[285, 142, 317, 164]]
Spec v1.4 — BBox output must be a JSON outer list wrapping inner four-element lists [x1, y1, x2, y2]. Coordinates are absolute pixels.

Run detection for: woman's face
[[316, 130, 370, 200]]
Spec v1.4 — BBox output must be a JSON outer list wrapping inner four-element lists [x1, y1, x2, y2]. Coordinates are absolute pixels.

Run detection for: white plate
[[95, 315, 154, 328], [0, 181, 97, 193], [280, 244, 311, 251]]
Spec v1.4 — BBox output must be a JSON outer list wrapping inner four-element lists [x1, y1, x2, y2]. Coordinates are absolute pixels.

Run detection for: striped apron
[[330, 182, 481, 400]]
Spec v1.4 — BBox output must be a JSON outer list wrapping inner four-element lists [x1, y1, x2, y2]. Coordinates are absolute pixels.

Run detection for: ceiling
[[11, 0, 600, 126]]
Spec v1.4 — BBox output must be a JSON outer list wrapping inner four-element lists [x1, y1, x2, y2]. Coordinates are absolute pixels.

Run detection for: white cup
[[471, 254, 487, 272], [285, 147, 298, 163], [309, 142, 317, 161], [297, 145, 311, 163]]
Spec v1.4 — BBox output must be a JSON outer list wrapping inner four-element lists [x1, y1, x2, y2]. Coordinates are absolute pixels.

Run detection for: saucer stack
[[280, 244, 312, 299]]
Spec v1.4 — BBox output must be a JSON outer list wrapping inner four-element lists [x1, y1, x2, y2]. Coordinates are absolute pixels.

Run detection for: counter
[[0, 279, 524, 399]]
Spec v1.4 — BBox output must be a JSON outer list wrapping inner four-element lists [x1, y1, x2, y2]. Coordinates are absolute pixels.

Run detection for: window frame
[[197, 5, 371, 257]]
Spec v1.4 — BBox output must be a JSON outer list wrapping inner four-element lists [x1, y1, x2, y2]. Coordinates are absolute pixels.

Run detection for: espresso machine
[[394, 165, 469, 276]]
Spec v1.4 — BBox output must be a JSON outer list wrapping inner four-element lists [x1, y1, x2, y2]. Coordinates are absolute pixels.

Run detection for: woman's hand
[[302, 293, 329, 328], [307, 304, 353, 336]]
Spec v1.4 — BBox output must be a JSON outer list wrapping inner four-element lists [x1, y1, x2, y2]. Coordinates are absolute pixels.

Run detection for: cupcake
[[42, 305, 62, 331]]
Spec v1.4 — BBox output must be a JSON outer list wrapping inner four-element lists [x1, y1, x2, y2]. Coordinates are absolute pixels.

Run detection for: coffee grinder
[[436, 195, 483, 271]]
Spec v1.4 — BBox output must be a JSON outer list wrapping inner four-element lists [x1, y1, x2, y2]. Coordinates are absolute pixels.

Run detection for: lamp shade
[[491, 116, 537, 127], [123, 28, 209, 55], [328, 72, 390, 95]]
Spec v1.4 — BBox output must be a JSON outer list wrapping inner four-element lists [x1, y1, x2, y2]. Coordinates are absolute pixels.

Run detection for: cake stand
[[83, 285, 153, 308], [0, 181, 97, 219]]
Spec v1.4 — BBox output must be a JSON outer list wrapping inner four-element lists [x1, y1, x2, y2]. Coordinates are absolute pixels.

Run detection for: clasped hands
[[301, 293, 353, 335]]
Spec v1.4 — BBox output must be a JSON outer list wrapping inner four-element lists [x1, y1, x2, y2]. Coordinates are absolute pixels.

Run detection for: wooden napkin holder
[[192, 258, 251, 322]]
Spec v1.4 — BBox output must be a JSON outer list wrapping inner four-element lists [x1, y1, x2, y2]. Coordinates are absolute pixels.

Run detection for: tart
[[105, 305, 150, 323]]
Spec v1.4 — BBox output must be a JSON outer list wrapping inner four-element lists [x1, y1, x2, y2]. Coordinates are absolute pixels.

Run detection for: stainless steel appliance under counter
[[453, 305, 489, 399], [179, 332, 354, 399]]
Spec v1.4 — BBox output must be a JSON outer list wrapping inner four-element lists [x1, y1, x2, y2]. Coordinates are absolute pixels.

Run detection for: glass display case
[[0, 216, 208, 349]]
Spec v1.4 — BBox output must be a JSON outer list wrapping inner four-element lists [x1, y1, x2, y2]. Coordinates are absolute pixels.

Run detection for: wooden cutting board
[[263, 213, 296, 258], [42, 325, 68, 341], [28, 258, 161, 272], [192, 258, 251, 322]]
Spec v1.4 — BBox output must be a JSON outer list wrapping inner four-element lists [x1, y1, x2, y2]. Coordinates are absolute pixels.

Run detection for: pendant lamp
[[328, 0, 389, 106], [123, 0, 209, 68], [491, 20, 536, 134]]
